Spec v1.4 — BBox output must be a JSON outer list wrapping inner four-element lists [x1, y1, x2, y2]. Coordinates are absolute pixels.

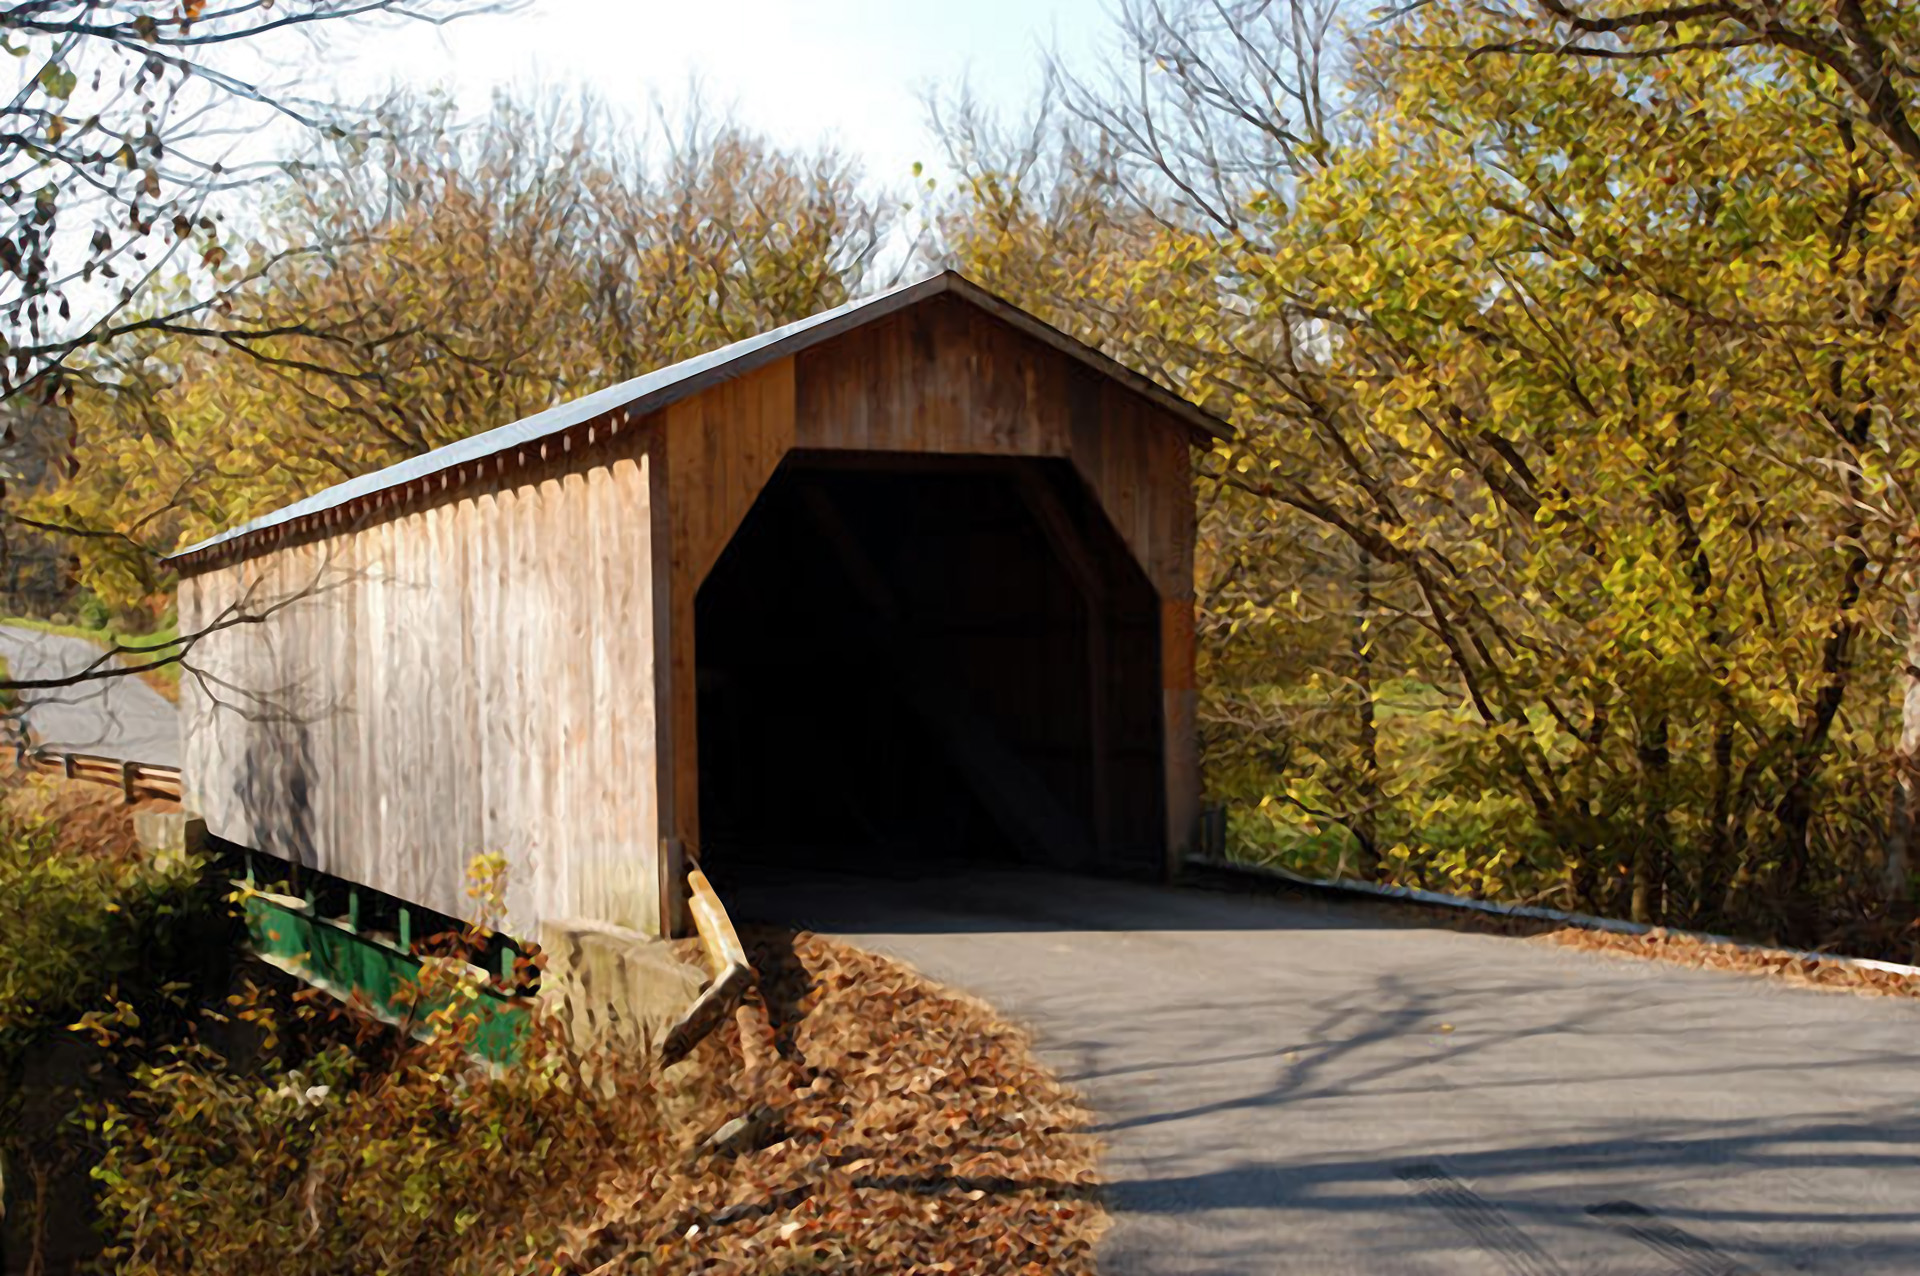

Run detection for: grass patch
[[0, 615, 181, 702]]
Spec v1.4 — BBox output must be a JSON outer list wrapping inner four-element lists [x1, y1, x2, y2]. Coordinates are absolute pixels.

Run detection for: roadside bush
[[91, 981, 698, 1276], [0, 789, 207, 1068], [0, 774, 214, 1269]]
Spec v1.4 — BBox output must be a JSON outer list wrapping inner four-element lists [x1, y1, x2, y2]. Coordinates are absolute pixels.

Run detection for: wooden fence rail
[[13, 746, 182, 802]]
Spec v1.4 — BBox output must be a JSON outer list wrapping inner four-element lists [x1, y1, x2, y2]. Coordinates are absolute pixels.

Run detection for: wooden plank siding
[[179, 286, 1205, 938], [179, 428, 666, 937]]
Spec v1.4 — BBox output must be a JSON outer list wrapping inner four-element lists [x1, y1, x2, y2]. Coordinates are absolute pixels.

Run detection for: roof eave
[[167, 271, 1231, 574]]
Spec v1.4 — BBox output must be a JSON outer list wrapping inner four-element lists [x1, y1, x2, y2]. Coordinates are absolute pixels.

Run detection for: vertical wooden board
[[660, 403, 700, 865], [473, 483, 528, 928], [353, 520, 383, 890], [968, 305, 1027, 453], [554, 468, 593, 923], [573, 461, 607, 924], [582, 456, 617, 925], [467, 489, 497, 910], [486, 481, 528, 925], [647, 427, 678, 932], [531, 472, 569, 926], [376, 517, 412, 904], [429, 499, 477, 919], [179, 570, 230, 837], [1155, 425, 1199, 601], [399, 514, 436, 909], [446, 496, 482, 918], [384, 517, 415, 905], [324, 535, 349, 883], [1110, 393, 1147, 567], [909, 305, 949, 449], [629, 446, 664, 934], [1162, 597, 1200, 871], [1023, 324, 1072, 457], [670, 553, 700, 861]]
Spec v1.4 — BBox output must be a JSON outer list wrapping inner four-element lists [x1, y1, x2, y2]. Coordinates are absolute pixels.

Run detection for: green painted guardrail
[[239, 886, 529, 1065]]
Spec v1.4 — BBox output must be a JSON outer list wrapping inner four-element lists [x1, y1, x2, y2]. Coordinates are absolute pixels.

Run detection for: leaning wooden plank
[[685, 869, 745, 971], [658, 868, 755, 1065], [657, 960, 752, 1067]]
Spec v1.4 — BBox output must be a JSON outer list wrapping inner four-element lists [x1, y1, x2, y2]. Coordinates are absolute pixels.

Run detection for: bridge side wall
[[178, 427, 667, 937]]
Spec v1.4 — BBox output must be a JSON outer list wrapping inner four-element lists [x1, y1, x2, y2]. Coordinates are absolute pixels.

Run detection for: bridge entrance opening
[[694, 452, 1166, 882]]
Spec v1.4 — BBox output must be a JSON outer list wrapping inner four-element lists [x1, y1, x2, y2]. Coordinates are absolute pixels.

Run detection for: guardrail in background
[[14, 745, 182, 802]]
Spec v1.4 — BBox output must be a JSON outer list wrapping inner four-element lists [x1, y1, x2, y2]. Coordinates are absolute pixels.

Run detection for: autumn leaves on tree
[[24, 0, 1920, 954], [936, 0, 1920, 950]]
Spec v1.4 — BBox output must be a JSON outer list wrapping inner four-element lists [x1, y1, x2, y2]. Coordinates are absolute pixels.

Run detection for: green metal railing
[[239, 883, 529, 1066]]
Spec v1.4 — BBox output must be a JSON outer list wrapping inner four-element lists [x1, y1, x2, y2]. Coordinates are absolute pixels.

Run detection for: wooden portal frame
[[651, 295, 1199, 933]]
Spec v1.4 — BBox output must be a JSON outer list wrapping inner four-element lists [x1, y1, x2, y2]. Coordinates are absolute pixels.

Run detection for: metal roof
[[168, 270, 1230, 571]]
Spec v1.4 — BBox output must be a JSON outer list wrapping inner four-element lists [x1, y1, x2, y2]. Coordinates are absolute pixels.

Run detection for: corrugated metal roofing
[[168, 270, 1229, 570]]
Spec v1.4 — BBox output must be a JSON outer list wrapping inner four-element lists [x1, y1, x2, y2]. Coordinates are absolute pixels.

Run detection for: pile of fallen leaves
[[564, 929, 1104, 1275], [1193, 862, 1920, 1002], [1538, 925, 1920, 999]]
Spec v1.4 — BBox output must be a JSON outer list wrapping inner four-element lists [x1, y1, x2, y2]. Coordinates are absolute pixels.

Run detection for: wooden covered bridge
[[168, 272, 1227, 942]]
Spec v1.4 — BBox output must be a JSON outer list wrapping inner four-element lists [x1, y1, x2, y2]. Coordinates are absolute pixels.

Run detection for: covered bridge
[[169, 272, 1227, 940]]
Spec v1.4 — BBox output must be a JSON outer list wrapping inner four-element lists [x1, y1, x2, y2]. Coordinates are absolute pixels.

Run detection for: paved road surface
[[0, 624, 180, 765], [733, 864, 1920, 1275]]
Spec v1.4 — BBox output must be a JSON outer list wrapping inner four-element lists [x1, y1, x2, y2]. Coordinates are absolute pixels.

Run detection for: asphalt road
[[732, 863, 1920, 1275], [0, 624, 180, 765]]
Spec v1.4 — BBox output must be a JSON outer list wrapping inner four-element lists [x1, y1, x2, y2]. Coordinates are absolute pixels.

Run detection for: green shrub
[[90, 976, 700, 1276], [0, 802, 206, 1069], [75, 591, 111, 633]]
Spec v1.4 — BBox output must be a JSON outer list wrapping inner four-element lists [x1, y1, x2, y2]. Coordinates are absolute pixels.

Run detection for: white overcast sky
[[314, 0, 1117, 189]]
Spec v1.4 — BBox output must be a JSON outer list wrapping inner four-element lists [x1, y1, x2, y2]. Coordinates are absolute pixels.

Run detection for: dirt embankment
[[566, 929, 1105, 1274]]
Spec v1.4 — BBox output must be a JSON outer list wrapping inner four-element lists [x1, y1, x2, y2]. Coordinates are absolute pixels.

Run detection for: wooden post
[[660, 837, 686, 938], [61, 752, 75, 780], [119, 759, 138, 804]]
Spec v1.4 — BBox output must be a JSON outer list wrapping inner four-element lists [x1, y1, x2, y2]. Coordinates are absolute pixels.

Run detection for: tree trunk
[[1350, 548, 1383, 881], [1695, 698, 1737, 927], [1634, 711, 1671, 924], [1884, 587, 1920, 911]]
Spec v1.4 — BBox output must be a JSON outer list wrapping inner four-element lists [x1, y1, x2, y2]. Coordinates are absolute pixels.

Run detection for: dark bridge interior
[[695, 452, 1165, 882]]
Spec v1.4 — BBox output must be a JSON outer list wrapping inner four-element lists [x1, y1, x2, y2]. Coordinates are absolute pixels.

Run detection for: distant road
[[0, 624, 180, 766], [738, 864, 1920, 1275]]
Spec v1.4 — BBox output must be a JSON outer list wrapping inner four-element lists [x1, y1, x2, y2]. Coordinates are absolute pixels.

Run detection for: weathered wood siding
[[180, 430, 665, 936]]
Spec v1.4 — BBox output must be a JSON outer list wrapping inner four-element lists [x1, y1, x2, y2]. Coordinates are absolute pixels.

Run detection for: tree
[[0, 0, 505, 696], [0, 0, 500, 404], [36, 91, 896, 613], [935, 0, 1920, 947]]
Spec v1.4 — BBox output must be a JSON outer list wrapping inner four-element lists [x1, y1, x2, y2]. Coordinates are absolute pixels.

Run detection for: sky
[[314, 0, 1119, 191]]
